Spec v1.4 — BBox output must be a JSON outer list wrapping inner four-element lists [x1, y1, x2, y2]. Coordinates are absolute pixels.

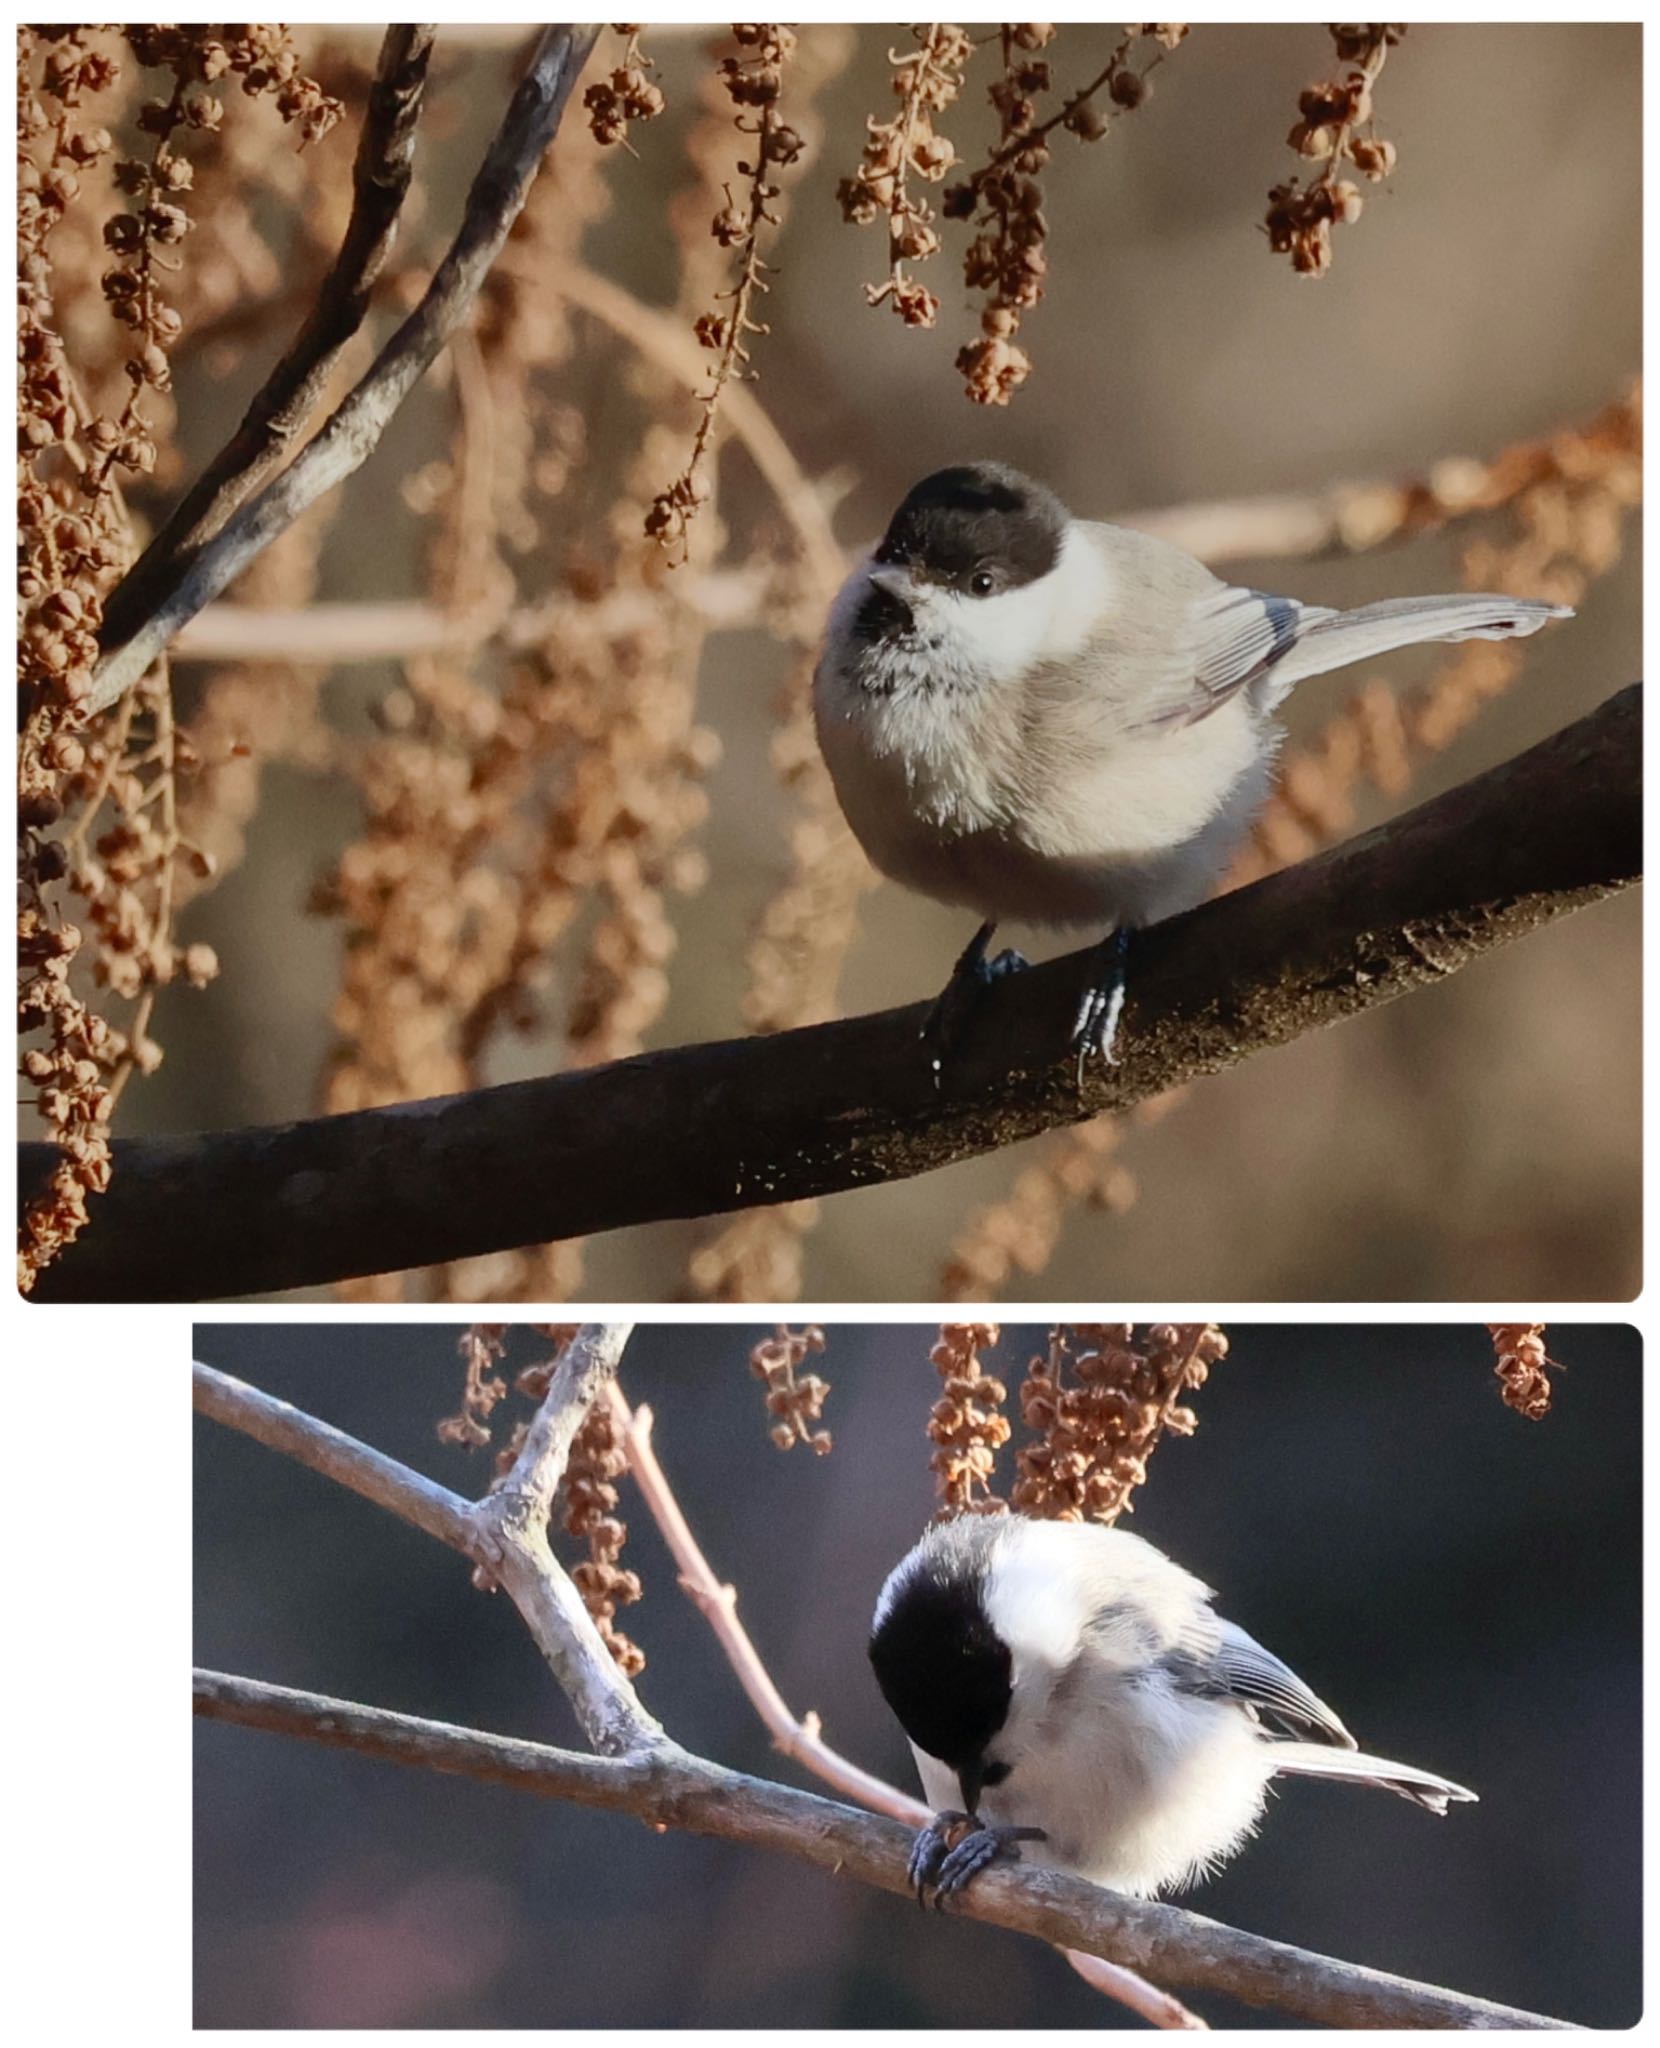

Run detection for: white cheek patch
[[926, 526, 1114, 683], [926, 580, 1060, 683]]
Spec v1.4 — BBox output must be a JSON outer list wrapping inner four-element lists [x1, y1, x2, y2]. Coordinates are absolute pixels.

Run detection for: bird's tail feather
[[1267, 1740, 1477, 1815], [1263, 593, 1572, 705]]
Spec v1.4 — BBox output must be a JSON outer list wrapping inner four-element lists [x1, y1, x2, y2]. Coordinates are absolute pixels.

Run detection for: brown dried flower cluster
[[434, 1328, 643, 1667], [19, 26, 126, 1289], [437, 1326, 513, 1449], [648, 25, 803, 554], [563, 1394, 647, 1675], [949, 25, 1180, 404], [1013, 1323, 1226, 1523], [928, 1322, 1011, 1516], [838, 22, 973, 327], [941, 1114, 1141, 1299], [18, 24, 337, 1290], [750, 1324, 832, 1452], [583, 24, 665, 149], [316, 148, 722, 1305], [1266, 24, 1403, 277], [314, 34, 858, 1304], [1488, 1324, 1559, 1421]]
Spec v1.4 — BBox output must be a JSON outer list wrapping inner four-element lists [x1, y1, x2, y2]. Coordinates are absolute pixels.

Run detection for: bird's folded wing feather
[[1166, 1616, 1357, 1747], [1138, 583, 1569, 731]]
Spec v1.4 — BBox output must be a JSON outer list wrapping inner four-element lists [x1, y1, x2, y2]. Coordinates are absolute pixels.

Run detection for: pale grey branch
[[193, 1341, 661, 1759], [193, 1669, 1576, 2030]]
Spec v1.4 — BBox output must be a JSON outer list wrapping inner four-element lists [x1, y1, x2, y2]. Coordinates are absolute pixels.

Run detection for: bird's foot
[[922, 923, 1029, 1089], [1071, 927, 1132, 1086], [908, 1811, 1047, 1908]]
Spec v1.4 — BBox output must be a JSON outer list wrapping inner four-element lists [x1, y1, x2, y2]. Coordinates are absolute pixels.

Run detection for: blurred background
[[193, 1322, 1641, 2028], [41, 24, 1640, 1301]]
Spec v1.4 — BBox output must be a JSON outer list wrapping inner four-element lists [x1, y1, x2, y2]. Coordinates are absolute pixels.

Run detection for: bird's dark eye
[[982, 1760, 1011, 1787], [969, 569, 996, 596]]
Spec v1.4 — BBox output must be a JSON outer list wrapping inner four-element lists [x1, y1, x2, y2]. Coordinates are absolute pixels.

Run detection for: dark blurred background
[[110, 21, 1640, 1301], [193, 1323, 1641, 2027]]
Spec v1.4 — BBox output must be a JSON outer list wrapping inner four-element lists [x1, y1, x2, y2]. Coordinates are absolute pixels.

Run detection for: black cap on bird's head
[[874, 462, 1068, 599], [869, 1521, 1014, 1813]]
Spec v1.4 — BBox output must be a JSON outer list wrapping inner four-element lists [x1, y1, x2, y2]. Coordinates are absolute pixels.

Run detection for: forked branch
[[89, 24, 600, 712], [192, 1358, 1575, 2028], [99, 25, 438, 649]]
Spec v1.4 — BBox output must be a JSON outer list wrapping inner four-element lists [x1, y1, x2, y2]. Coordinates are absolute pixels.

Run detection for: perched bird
[[868, 1514, 1476, 1904], [814, 461, 1570, 1070]]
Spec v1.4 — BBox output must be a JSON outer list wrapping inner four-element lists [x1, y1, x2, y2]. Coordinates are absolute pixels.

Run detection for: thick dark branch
[[88, 24, 600, 713], [192, 1671, 1575, 2030], [29, 688, 1638, 1301], [100, 26, 437, 651]]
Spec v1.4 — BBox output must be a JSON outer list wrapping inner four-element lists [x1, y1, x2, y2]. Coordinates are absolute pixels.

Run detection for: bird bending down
[[813, 462, 1571, 1079], [868, 1515, 1476, 1906]]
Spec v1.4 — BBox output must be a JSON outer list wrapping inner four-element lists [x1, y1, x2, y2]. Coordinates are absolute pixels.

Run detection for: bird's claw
[[908, 1813, 1047, 1908], [1071, 927, 1131, 1086], [907, 1809, 968, 1900], [921, 928, 1030, 1090]]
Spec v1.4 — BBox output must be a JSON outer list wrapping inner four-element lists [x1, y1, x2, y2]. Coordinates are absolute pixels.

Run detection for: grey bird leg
[[1072, 925, 1132, 1081], [922, 922, 1030, 1087], [909, 1812, 1047, 1908]]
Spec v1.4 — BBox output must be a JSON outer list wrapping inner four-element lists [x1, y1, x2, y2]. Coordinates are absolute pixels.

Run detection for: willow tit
[[814, 462, 1570, 1070], [869, 1514, 1475, 1904]]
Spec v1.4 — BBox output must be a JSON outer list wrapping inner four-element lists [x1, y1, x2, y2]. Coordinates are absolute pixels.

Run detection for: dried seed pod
[[1266, 26, 1403, 276], [1012, 1324, 1225, 1523], [1489, 1325, 1559, 1420], [749, 1325, 832, 1452], [648, 25, 801, 555], [927, 1323, 1011, 1515]]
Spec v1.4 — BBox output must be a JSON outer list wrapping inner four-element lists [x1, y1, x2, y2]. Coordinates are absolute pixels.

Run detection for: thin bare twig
[[89, 25, 601, 713], [100, 26, 438, 650], [192, 1671, 1574, 2029], [172, 573, 774, 664], [171, 395, 1625, 667], [606, 1387, 1206, 2029], [604, 1387, 922, 1820]]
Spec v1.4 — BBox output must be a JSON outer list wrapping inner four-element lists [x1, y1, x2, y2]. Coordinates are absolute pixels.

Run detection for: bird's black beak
[[956, 1758, 984, 1819], [854, 574, 914, 643]]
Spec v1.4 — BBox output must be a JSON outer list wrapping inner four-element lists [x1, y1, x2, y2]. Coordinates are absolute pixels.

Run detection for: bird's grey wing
[[1125, 583, 1328, 731], [1166, 1616, 1357, 1748], [1136, 581, 1569, 731]]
